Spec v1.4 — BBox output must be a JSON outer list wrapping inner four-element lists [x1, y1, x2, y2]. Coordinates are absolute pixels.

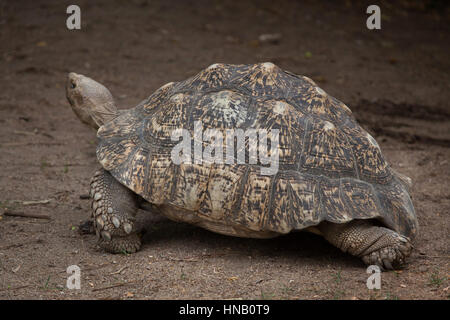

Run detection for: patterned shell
[[96, 63, 418, 239]]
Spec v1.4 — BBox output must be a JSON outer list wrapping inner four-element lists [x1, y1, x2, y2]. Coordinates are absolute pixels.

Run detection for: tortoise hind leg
[[90, 168, 142, 253], [318, 220, 413, 270]]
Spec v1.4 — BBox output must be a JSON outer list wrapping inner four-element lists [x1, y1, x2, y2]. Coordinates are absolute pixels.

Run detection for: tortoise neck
[[91, 101, 119, 129]]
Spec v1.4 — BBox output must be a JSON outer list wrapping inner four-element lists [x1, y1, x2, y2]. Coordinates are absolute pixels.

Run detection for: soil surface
[[0, 0, 449, 300]]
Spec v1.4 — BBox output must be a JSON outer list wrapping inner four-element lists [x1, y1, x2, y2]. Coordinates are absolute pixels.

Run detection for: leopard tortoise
[[66, 62, 418, 270]]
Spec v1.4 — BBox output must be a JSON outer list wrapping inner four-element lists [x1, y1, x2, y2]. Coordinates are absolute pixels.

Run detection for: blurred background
[[1, 0, 449, 108]]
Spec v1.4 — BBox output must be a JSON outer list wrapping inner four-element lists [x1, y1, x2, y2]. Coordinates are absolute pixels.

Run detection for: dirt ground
[[0, 0, 448, 300]]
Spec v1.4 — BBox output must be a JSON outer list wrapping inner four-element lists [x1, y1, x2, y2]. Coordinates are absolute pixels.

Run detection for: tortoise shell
[[96, 63, 418, 239]]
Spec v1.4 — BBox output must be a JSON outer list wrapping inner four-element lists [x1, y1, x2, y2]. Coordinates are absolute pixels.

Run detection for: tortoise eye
[[70, 81, 76, 89]]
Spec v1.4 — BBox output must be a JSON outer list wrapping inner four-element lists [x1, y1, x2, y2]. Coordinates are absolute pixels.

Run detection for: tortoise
[[66, 62, 418, 270]]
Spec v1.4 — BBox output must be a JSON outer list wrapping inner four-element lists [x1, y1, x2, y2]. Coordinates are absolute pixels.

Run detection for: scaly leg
[[318, 220, 413, 270], [89, 168, 142, 253]]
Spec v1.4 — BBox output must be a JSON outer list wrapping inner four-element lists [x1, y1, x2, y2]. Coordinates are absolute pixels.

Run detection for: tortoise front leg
[[318, 220, 413, 270], [89, 168, 142, 253]]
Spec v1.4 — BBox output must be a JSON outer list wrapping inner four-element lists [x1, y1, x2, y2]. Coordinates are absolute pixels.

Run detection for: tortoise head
[[66, 73, 118, 130]]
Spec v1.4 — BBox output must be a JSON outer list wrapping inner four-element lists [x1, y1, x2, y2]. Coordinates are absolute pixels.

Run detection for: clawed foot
[[79, 218, 142, 253], [98, 232, 142, 254], [361, 232, 413, 270], [319, 220, 414, 271], [90, 169, 142, 254]]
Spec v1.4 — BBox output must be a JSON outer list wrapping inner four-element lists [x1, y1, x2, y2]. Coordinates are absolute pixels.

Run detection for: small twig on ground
[[0, 243, 24, 250], [110, 266, 128, 275], [58, 263, 111, 274], [417, 254, 450, 259], [165, 257, 199, 262], [4, 199, 52, 206], [13, 130, 36, 136], [20, 199, 51, 206], [0, 238, 43, 250], [0, 142, 63, 147], [4, 199, 51, 206], [0, 285, 31, 292], [13, 130, 54, 139], [79, 194, 90, 199], [2, 208, 51, 220], [92, 281, 136, 292]]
